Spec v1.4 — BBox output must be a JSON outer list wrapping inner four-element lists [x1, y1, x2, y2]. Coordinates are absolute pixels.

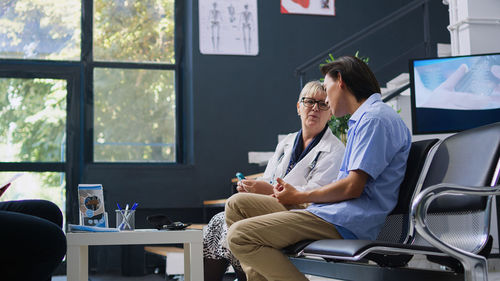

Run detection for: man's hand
[[272, 178, 307, 205], [272, 170, 369, 205]]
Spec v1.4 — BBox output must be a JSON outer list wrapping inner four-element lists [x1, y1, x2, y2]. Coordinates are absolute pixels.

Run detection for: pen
[[117, 203, 125, 229], [130, 202, 138, 211], [122, 203, 138, 230], [123, 204, 130, 229], [118, 204, 129, 230]]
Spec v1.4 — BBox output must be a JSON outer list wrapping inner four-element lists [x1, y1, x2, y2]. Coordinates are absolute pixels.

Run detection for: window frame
[[0, 59, 82, 224], [0, 0, 185, 225], [83, 0, 183, 164]]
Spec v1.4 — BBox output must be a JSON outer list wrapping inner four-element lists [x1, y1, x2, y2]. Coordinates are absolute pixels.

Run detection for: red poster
[[281, 0, 335, 16]]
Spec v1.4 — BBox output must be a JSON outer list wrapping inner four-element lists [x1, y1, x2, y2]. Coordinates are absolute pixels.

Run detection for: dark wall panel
[[83, 0, 450, 214]]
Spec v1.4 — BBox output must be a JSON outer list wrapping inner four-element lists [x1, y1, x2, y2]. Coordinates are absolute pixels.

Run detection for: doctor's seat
[[288, 121, 500, 281]]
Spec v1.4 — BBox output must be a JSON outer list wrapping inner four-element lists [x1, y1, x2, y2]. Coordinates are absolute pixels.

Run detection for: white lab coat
[[259, 129, 345, 192]]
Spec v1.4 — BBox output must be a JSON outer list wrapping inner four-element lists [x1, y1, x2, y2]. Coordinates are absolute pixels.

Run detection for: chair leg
[[462, 254, 488, 281]]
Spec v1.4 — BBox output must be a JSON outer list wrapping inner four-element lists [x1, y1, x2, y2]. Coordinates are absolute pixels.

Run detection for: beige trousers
[[225, 193, 342, 281]]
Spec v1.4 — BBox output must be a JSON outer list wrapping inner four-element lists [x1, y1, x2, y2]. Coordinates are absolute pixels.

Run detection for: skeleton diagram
[[227, 4, 236, 23], [239, 4, 253, 53], [209, 2, 222, 51]]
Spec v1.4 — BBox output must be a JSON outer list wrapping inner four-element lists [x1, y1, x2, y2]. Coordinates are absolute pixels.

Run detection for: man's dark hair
[[320, 56, 381, 102]]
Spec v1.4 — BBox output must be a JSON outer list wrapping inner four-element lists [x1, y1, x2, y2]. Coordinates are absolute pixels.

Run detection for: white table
[[66, 229, 203, 281]]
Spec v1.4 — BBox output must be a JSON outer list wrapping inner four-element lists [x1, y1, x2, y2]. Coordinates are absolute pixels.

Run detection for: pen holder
[[116, 209, 135, 231]]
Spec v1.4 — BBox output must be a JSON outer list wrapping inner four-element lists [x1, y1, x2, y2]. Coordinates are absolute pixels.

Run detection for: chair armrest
[[410, 183, 500, 281]]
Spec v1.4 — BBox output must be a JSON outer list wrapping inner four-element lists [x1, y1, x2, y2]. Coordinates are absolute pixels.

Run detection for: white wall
[[445, 0, 500, 55]]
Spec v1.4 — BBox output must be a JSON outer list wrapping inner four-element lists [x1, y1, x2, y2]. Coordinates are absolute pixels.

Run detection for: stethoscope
[[270, 150, 322, 184], [270, 153, 285, 184], [305, 151, 322, 180], [309, 151, 322, 170]]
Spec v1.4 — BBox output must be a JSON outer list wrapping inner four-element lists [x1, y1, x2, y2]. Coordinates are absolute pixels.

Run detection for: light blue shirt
[[306, 93, 411, 240]]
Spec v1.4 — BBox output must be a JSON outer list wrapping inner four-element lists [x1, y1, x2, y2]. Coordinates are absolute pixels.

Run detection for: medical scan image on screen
[[413, 54, 500, 110]]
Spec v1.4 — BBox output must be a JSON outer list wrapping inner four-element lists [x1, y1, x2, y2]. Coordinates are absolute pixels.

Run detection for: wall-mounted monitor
[[409, 52, 500, 134]]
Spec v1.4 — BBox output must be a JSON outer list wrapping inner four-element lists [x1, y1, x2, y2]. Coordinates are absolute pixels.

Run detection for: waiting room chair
[[288, 122, 500, 281]]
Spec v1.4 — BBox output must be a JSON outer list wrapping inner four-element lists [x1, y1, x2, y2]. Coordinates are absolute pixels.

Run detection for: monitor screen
[[409, 52, 500, 134]]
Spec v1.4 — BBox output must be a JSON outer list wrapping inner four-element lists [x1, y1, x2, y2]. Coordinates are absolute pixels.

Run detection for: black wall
[[82, 0, 450, 223]]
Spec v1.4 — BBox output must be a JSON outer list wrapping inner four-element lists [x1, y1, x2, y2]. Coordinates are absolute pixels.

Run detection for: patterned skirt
[[203, 211, 243, 272]]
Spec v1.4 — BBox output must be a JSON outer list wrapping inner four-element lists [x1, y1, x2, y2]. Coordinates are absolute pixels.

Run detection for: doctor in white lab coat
[[257, 127, 344, 194], [236, 82, 345, 196], [203, 80, 345, 281]]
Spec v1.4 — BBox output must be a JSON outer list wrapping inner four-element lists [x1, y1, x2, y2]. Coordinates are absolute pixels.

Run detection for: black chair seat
[[282, 239, 315, 256], [302, 239, 440, 258], [302, 239, 442, 268]]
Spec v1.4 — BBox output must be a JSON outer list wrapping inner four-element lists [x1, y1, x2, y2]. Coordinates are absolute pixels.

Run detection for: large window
[[94, 68, 176, 162], [0, 77, 68, 218], [0, 0, 180, 223], [0, 0, 81, 60], [92, 0, 177, 162], [93, 0, 175, 63], [0, 78, 67, 162]]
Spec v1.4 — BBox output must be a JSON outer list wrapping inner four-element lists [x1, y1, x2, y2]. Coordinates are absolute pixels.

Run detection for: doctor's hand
[[237, 180, 274, 195], [272, 178, 306, 205]]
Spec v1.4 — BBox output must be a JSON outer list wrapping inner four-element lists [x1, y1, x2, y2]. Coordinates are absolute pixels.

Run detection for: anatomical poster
[[199, 0, 259, 56], [281, 0, 335, 16]]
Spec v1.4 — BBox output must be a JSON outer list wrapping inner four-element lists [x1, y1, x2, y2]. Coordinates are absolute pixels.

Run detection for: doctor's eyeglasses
[[301, 97, 330, 111]]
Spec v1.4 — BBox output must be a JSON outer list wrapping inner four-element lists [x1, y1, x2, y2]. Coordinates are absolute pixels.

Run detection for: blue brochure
[[68, 224, 119, 232]]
